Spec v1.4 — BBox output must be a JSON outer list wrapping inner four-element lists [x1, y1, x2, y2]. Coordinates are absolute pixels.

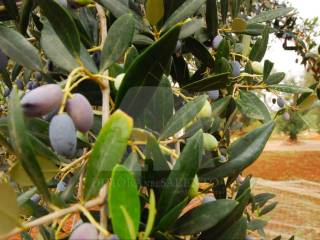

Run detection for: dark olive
[[66, 93, 94, 132], [49, 113, 77, 158], [21, 84, 63, 117]]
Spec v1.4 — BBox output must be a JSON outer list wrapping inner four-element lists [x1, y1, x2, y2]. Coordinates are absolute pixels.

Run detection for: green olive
[[197, 100, 212, 118], [188, 175, 199, 198], [203, 133, 218, 151]]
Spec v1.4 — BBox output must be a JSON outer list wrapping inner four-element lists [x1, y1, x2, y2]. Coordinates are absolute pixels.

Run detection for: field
[[244, 139, 320, 239]]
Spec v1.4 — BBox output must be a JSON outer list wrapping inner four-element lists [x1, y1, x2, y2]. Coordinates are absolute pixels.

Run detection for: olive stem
[[96, 4, 109, 239]]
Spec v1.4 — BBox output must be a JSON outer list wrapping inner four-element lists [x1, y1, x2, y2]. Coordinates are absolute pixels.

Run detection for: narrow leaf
[[161, 0, 206, 32], [206, 0, 218, 37], [171, 200, 238, 234], [146, 0, 165, 26], [157, 130, 203, 219], [0, 25, 42, 71], [109, 165, 140, 240], [202, 121, 275, 179], [249, 27, 269, 62], [35, 0, 80, 57], [248, 7, 294, 24], [100, 14, 135, 71], [84, 110, 133, 200], [160, 95, 207, 140], [8, 90, 50, 200], [115, 24, 181, 117], [268, 84, 313, 93], [0, 183, 21, 236]]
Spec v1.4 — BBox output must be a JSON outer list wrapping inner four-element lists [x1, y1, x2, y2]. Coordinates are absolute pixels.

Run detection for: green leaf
[[231, 18, 247, 32], [243, 23, 275, 36], [115, 24, 181, 117], [160, 95, 207, 140], [124, 46, 139, 71], [220, 0, 228, 24], [216, 38, 230, 59], [41, 22, 97, 73], [143, 190, 157, 240], [183, 73, 229, 91], [254, 193, 276, 209], [140, 77, 174, 133], [161, 0, 206, 32], [35, 0, 80, 57], [84, 110, 133, 200], [231, 0, 240, 19], [268, 84, 313, 93], [10, 156, 59, 187], [201, 188, 251, 238], [157, 130, 203, 219], [0, 183, 21, 236], [8, 89, 50, 200], [248, 219, 267, 231], [108, 165, 140, 240], [249, 27, 269, 62], [179, 18, 203, 39], [206, 0, 218, 37], [123, 152, 141, 184], [145, 136, 170, 173], [171, 200, 238, 234], [100, 14, 135, 71], [97, 0, 147, 31], [259, 202, 278, 216], [0, 25, 42, 71], [211, 96, 232, 117], [265, 72, 285, 85], [263, 60, 274, 81], [146, 0, 164, 26], [155, 198, 188, 231], [202, 121, 275, 179], [237, 90, 271, 122], [217, 216, 247, 240], [248, 7, 294, 24], [184, 37, 215, 68]]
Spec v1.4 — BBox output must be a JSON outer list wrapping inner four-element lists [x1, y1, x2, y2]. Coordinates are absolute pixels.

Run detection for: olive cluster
[[20, 84, 93, 157]]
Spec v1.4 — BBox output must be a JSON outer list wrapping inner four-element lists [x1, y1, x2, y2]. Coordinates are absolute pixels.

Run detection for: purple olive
[[34, 71, 42, 81], [15, 79, 24, 90], [69, 223, 98, 240], [219, 155, 227, 163], [207, 90, 219, 100], [21, 84, 63, 117], [202, 195, 216, 203], [0, 49, 8, 70], [4, 87, 11, 97], [283, 112, 290, 121], [277, 97, 285, 108], [230, 61, 241, 77], [107, 235, 119, 240], [212, 35, 223, 49], [49, 113, 77, 157], [66, 93, 93, 132], [31, 81, 39, 89], [26, 81, 33, 90], [30, 194, 40, 203], [57, 181, 66, 192]]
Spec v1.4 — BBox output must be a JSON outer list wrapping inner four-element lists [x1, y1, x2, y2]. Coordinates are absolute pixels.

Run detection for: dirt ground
[[244, 139, 320, 239]]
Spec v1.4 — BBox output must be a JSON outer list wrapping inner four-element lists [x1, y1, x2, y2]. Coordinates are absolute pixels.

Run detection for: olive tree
[[0, 0, 310, 239]]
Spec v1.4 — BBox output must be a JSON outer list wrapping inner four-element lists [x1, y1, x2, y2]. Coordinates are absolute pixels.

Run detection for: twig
[[1, 193, 107, 240], [96, 4, 109, 239]]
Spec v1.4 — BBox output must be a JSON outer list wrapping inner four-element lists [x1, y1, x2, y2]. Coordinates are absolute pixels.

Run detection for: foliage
[[0, 0, 314, 239]]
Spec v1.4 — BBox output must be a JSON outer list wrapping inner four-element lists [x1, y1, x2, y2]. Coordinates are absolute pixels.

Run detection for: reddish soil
[[244, 151, 320, 181]]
